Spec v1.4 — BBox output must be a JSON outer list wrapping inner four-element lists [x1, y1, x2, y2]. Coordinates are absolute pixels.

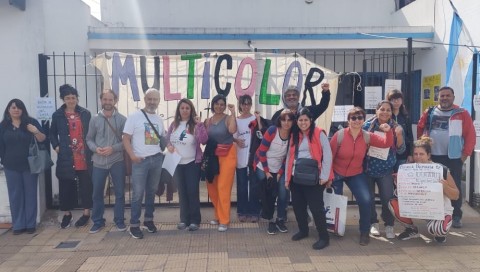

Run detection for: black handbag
[[292, 141, 319, 186]]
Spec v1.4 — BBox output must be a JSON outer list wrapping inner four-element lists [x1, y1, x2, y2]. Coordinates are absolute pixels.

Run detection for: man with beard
[[270, 83, 331, 124], [86, 89, 127, 233], [123, 88, 165, 239], [417, 86, 476, 229]]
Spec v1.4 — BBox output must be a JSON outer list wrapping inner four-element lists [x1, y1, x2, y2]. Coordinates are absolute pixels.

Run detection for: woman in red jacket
[[329, 107, 393, 246]]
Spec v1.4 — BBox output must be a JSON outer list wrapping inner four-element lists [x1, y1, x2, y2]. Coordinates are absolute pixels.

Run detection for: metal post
[[406, 37, 413, 112], [469, 52, 478, 207], [38, 54, 54, 209]]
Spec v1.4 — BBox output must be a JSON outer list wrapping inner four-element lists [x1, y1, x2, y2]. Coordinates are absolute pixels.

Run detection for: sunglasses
[[349, 115, 364, 121]]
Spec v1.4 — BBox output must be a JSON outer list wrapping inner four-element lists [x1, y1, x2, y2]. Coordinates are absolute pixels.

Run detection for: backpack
[[336, 128, 370, 148]]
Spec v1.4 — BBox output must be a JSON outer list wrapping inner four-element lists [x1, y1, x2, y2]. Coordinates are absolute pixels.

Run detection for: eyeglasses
[[349, 115, 364, 121]]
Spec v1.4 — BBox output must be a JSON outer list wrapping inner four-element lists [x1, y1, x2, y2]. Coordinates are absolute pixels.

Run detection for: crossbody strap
[[141, 109, 162, 139], [103, 116, 122, 143]]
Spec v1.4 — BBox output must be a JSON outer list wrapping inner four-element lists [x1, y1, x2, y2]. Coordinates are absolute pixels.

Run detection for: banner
[[92, 52, 338, 132]]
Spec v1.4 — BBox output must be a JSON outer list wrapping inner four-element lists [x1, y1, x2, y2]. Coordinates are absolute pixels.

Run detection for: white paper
[[397, 163, 445, 220], [162, 151, 182, 176], [473, 95, 480, 111], [332, 105, 354, 122], [364, 86, 383, 110], [367, 131, 389, 160], [474, 120, 480, 136], [384, 79, 402, 99], [36, 97, 55, 120]]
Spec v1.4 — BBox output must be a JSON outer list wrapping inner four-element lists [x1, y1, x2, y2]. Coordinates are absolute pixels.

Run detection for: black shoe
[[276, 219, 288, 233], [60, 214, 73, 229], [434, 236, 447, 243], [144, 221, 157, 233], [397, 227, 419, 241], [13, 229, 25, 235], [312, 239, 329, 250], [267, 222, 278, 235], [129, 226, 144, 239], [74, 215, 90, 227], [291, 232, 308, 241], [359, 232, 370, 246], [26, 228, 36, 234]]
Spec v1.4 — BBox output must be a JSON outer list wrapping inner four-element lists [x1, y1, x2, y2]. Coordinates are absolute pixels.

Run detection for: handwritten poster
[[36, 97, 55, 121], [364, 86, 382, 110], [384, 79, 402, 99], [367, 131, 389, 160], [397, 163, 445, 220], [332, 105, 354, 122]]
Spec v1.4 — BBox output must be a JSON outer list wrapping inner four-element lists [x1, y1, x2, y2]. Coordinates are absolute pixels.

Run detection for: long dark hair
[[1, 99, 31, 131], [292, 107, 315, 146], [386, 89, 408, 116], [173, 98, 197, 134]]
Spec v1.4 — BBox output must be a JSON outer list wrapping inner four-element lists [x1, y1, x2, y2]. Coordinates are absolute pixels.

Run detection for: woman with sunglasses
[[254, 109, 295, 235], [233, 95, 260, 223], [363, 100, 405, 240], [330, 107, 394, 245]]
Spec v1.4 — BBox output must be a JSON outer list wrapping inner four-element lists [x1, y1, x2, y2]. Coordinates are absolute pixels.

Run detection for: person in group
[[285, 108, 333, 250], [0, 99, 46, 234], [50, 84, 93, 229], [166, 98, 208, 232], [363, 100, 405, 239], [123, 88, 165, 239], [234, 94, 260, 223], [205, 94, 237, 232], [86, 89, 127, 233], [391, 136, 459, 243], [254, 109, 295, 235], [271, 83, 331, 124], [417, 86, 476, 228], [330, 107, 394, 245], [387, 89, 414, 169]]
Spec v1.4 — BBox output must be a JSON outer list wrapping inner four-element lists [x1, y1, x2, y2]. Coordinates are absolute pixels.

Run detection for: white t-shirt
[[123, 110, 165, 157], [256, 131, 288, 173], [235, 115, 256, 168], [170, 121, 196, 165]]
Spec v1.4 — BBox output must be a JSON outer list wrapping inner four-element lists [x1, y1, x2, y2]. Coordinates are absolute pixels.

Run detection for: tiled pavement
[[1, 204, 480, 272]]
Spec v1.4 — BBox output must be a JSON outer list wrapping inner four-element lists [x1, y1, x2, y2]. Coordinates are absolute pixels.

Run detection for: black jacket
[[271, 90, 330, 124], [50, 104, 92, 180]]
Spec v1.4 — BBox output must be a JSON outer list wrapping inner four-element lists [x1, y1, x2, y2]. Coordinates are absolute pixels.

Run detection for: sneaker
[[397, 227, 419, 241], [129, 226, 144, 239], [26, 228, 36, 234], [276, 219, 288, 233], [188, 224, 199, 231], [209, 220, 219, 225], [238, 215, 248, 222], [74, 215, 90, 228], [452, 218, 462, 228], [89, 224, 105, 234], [267, 222, 278, 235], [13, 229, 25, 235], [291, 232, 308, 241], [370, 223, 380, 236], [60, 214, 73, 229], [143, 221, 157, 233], [434, 236, 447, 243], [218, 224, 228, 232], [359, 233, 370, 246], [116, 222, 127, 232], [312, 239, 329, 250], [177, 223, 187, 230], [385, 226, 395, 239]]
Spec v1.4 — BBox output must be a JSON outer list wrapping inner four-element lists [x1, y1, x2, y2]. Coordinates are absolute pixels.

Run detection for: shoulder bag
[[28, 136, 54, 174], [103, 116, 132, 176], [141, 110, 167, 151], [292, 141, 319, 186]]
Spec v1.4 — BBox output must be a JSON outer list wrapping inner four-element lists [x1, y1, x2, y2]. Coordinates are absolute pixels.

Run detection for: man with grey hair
[[271, 83, 331, 124], [123, 88, 165, 239]]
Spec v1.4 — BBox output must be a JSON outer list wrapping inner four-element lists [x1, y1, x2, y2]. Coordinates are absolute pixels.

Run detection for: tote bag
[[28, 137, 54, 174], [323, 188, 348, 236]]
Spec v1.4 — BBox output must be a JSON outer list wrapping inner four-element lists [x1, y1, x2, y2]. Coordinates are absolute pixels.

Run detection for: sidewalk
[[0, 204, 479, 272]]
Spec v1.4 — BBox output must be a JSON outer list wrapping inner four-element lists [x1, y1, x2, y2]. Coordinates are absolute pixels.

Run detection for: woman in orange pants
[[206, 94, 237, 232]]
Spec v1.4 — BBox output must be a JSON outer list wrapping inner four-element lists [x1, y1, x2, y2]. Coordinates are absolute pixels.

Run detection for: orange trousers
[[207, 145, 237, 225]]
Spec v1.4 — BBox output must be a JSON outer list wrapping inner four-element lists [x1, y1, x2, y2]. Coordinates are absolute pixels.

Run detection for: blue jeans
[[130, 153, 164, 227], [174, 161, 201, 225], [368, 173, 395, 226], [332, 172, 372, 233], [91, 161, 126, 226], [256, 168, 288, 220], [4, 169, 38, 230], [236, 167, 261, 217]]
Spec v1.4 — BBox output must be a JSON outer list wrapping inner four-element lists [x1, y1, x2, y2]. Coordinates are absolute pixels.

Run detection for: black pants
[[174, 161, 201, 225], [431, 155, 463, 219], [290, 178, 329, 240], [259, 173, 278, 220], [59, 170, 93, 211]]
